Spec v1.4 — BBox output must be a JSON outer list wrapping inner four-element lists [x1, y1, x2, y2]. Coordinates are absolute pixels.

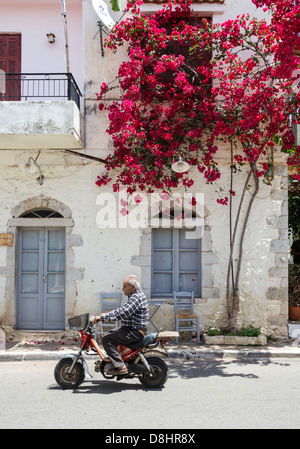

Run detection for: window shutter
[[152, 228, 201, 297], [0, 34, 21, 100]]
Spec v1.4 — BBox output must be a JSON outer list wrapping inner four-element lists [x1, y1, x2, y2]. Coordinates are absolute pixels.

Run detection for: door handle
[[42, 276, 46, 281]]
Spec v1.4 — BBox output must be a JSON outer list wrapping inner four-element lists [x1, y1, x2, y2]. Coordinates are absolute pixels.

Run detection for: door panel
[[20, 297, 40, 323], [21, 273, 39, 293], [17, 228, 65, 330], [17, 229, 41, 329], [43, 229, 65, 329]]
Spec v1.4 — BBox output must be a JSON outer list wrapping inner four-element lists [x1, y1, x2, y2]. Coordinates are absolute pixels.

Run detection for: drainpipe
[[61, 0, 70, 73]]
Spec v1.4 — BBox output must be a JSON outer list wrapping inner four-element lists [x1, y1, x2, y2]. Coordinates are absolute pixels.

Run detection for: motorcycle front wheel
[[54, 357, 85, 389], [139, 356, 168, 388]]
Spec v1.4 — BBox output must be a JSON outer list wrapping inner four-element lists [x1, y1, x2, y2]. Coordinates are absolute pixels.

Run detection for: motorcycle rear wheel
[[139, 356, 168, 388], [54, 357, 85, 389]]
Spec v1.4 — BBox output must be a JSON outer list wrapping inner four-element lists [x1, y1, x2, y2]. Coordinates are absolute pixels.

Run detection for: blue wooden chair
[[173, 291, 200, 344], [94, 292, 122, 341]]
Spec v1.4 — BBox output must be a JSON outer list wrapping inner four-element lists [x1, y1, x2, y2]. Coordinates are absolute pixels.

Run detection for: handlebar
[[82, 315, 96, 335]]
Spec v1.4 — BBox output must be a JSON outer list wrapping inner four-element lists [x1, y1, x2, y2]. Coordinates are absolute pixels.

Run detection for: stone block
[[281, 200, 288, 216], [201, 230, 212, 251], [0, 329, 5, 350], [275, 216, 288, 229], [278, 228, 288, 240], [201, 251, 218, 265], [201, 264, 213, 287], [270, 239, 289, 253], [201, 287, 220, 299], [266, 287, 288, 301], [268, 267, 288, 278], [203, 334, 267, 345]]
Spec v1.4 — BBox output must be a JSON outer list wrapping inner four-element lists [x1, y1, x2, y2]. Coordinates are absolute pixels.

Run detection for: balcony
[[0, 73, 83, 150]]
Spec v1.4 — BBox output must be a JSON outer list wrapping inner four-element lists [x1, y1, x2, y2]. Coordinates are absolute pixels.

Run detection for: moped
[[54, 313, 178, 389]]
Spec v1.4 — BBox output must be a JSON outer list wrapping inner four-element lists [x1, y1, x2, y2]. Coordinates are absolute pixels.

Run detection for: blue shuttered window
[[151, 228, 201, 297]]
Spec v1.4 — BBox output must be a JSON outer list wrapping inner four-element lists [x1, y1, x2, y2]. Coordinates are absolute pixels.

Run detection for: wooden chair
[[94, 292, 122, 341], [173, 291, 200, 344]]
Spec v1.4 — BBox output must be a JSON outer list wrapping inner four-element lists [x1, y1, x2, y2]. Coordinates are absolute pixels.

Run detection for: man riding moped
[[54, 274, 176, 389], [93, 275, 149, 376]]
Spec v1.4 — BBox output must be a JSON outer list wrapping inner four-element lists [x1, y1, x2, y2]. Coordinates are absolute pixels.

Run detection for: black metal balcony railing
[[0, 73, 82, 110]]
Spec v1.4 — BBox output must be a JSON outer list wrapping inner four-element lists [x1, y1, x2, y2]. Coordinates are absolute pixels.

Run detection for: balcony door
[[0, 34, 21, 100], [17, 228, 65, 330]]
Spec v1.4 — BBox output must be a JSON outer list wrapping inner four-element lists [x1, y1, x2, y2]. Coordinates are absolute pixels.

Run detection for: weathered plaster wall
[[0, 101, 82, 150], [0, 152, 146, 330], [0, 0, 289, 339], [0, 148, 289, 337], [130, 160, 289, 336], [0, 0, 83, 92]]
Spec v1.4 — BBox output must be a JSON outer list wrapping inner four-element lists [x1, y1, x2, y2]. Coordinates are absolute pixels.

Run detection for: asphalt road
[[1, 357, 300, 430]]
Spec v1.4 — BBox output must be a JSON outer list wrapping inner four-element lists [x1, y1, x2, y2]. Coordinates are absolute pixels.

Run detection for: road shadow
[[167, 356, 291, 380], [48, 379, 164, 394], [48, 357, 292, 393], [78, 380, 165, 394]]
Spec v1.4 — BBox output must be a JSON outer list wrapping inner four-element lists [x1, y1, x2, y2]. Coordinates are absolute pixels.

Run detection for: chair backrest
[[100, 292, 122, 314], [173, 291, 194, 315]]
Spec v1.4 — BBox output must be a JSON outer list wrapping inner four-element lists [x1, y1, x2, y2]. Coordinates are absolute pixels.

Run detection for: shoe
[[106, 366, 128, 376]]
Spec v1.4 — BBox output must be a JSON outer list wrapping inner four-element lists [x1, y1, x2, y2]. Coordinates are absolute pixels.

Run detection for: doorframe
[[3, 196, 84, 330], [9, 218, 73, 330], [17, 226, 66, 330]]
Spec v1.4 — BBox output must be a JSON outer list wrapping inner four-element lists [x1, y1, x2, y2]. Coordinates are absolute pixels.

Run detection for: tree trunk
[[226, 161, 259, 333], [228, 290, 239, 334]]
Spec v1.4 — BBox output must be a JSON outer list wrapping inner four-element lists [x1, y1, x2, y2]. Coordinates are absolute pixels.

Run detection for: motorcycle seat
[[126, 332, 158, 351]]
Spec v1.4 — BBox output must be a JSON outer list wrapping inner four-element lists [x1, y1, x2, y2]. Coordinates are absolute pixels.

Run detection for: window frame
[[141, 15, 212, 94], [20, 209, 64, 218], [151, 227, 202, 298]]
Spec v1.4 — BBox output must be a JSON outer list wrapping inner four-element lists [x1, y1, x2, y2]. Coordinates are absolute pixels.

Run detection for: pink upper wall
[[0, 0, 83, 92]]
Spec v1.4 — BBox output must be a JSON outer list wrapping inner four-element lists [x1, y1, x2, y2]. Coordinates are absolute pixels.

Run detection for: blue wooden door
[[17, 228, 65, 330]]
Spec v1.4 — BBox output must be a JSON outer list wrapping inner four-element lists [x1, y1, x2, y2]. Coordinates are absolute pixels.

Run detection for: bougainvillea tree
[[96, 0, 300, 332], [252, 0, 300, 174]]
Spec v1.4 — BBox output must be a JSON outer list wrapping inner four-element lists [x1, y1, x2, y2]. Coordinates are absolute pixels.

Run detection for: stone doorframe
[[3, 195, 84, 329]]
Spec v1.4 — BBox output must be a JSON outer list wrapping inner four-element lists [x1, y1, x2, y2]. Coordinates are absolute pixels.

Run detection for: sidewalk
[[1, 337, 300, 361]]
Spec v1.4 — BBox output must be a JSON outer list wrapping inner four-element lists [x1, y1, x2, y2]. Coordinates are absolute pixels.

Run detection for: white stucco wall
[[0, 0, 289, 338], [0, 148, 289, 337], [0, 101, 82, 149], [0, 0, 83, 94]]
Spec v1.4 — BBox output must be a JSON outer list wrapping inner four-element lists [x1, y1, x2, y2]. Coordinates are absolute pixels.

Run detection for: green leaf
[[110, 0, 121, 12]]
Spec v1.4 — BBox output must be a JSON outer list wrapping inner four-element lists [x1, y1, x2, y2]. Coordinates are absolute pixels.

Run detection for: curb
[[168, 348, 300, 359], [1, 347, 300, 361], [0, 350, 79, 362]]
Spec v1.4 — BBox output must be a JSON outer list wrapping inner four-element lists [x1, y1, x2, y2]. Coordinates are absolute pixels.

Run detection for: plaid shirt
[[101, 289, 149, 330]]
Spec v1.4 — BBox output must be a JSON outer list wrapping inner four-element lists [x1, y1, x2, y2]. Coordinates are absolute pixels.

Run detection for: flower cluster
[[252, 0, 300, 63], [96, 0, 300, 201]]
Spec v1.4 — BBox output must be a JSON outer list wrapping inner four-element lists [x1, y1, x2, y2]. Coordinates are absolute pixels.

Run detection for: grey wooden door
[[17, 228, 65, 330]]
